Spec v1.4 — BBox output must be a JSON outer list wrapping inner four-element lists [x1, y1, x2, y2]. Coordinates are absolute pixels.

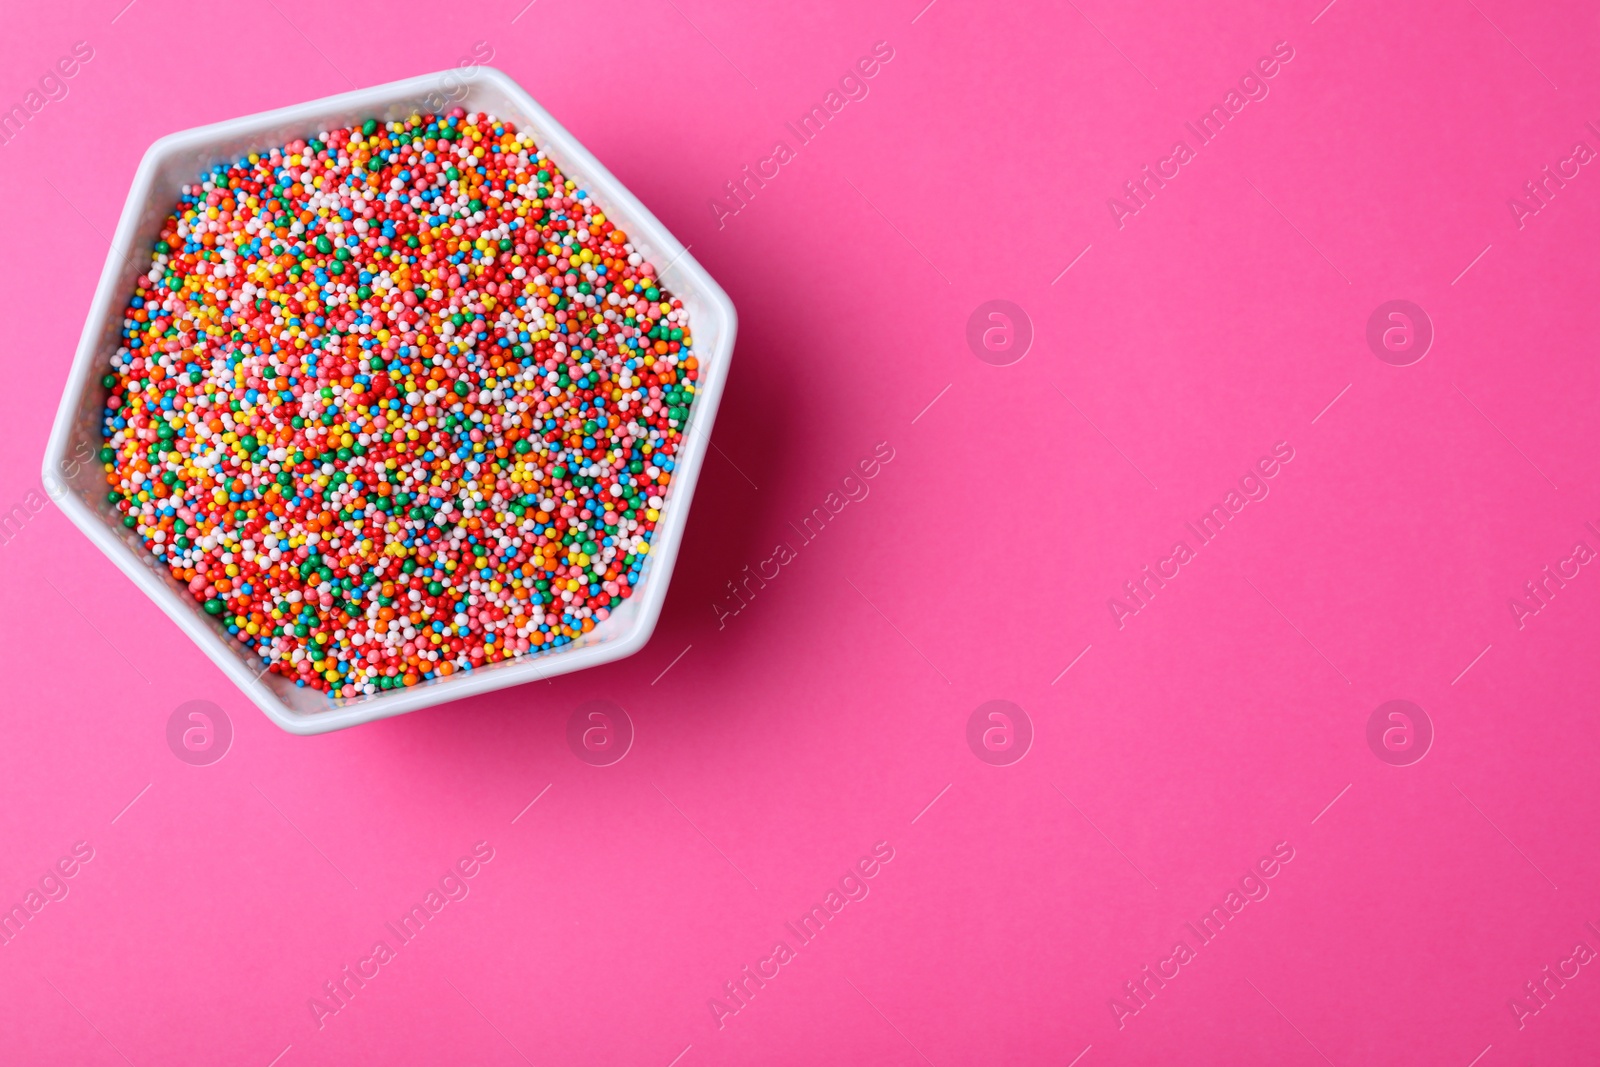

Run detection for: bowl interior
[[48, 68, 731, 730]]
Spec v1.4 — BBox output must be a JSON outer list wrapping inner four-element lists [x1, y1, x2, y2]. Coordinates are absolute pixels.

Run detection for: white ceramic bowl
[[42, 68, 735, 734]]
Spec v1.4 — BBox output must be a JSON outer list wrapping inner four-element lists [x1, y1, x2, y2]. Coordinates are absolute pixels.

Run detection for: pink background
[[4, 0, 1599, 1063]]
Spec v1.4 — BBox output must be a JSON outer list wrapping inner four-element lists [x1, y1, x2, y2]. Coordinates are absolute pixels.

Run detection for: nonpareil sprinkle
[[99, 108, 698, 698]]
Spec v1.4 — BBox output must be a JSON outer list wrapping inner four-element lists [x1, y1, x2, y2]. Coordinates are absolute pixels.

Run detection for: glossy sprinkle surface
[[100, 108, 697, 699]]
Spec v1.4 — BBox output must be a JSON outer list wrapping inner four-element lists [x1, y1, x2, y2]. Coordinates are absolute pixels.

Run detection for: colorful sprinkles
[[99, 108, 698, 698]]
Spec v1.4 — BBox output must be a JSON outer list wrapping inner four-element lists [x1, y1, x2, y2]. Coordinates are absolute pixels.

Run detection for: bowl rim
[[42, 66, 735, 735]]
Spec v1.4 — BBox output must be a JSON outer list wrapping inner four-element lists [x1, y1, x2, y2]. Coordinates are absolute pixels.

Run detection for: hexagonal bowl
[[42, 67, 735, 735]]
